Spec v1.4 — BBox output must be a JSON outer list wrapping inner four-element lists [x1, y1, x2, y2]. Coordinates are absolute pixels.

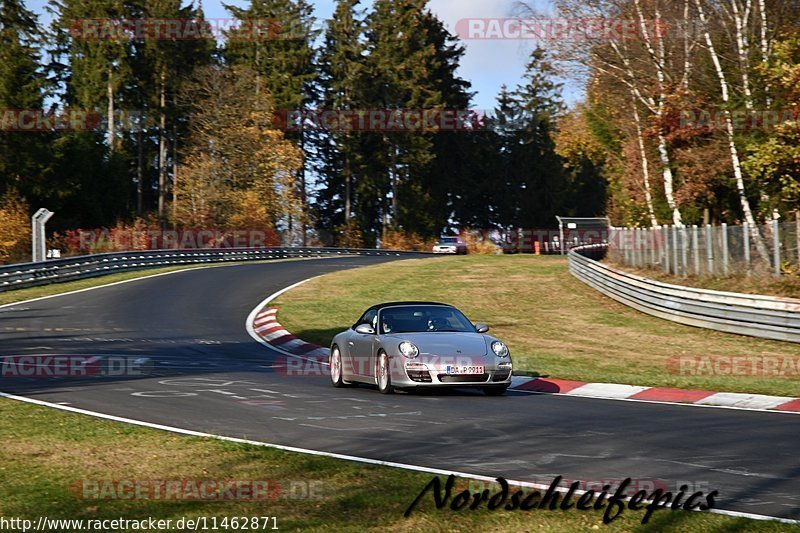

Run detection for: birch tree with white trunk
[[692, 0, 770, 261]]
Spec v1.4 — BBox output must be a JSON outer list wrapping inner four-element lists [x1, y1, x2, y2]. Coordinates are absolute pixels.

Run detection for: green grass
[[272, 255, 800, 398], [0, 397, 795, 532], [605, 261, 800, 299]]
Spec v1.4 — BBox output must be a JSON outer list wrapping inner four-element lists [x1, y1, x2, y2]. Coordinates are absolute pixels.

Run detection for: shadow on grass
[[285, 327, 344, 348]]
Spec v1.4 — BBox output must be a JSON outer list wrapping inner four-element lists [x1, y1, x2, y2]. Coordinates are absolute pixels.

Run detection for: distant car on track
[[432, 236, 468, 255], [329, 302, 513, 395]]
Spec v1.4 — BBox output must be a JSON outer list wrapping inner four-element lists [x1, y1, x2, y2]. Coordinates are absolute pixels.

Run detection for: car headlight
[[399, 341, 419, 358], [491, 341, 509, 357]]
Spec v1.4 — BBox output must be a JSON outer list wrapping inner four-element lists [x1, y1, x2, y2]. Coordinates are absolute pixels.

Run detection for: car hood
[[383, 332, 488, 356]]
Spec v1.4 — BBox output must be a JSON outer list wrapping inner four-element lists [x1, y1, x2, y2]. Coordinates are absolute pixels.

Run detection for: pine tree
[[503, 48, 568, 228], [125, 0, 215, 219], [136, 0, 213, 225], [314, 0, 364, 241], [0, 0, 46, 196], [361, 0, 472, 240]]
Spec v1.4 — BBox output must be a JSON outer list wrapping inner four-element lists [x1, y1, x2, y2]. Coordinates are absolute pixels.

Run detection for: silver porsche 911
[[329, 302, 513, 395]]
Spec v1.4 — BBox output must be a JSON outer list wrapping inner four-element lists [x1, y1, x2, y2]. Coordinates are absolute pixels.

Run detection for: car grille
[[492, 370, 511, 382], [407, 370, 432, 383], [438, 374, 489, 383]]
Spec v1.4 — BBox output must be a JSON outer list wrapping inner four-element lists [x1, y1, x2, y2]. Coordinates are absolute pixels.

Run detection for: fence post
[[705, 224, 713, 275], [692, 225, 700, 276], [796, 211, 800, 267], [622, 228, 629, 266], [743, 222, 750, 276], [637, 228, 643, 268], [672, 225, 679, 276], [650, 227, 656, 267], [721, 223, 729, 276], [662, 225, 670, 274], [680, 226, 688, 277], [773, 219, 781, 277]]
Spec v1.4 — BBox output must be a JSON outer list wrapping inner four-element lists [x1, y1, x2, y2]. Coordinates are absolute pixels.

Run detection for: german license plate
[[445, 365, 484, 375]]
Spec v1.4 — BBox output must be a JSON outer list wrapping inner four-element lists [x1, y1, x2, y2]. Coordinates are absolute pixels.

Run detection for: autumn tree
[[0, 190, 31, 263], [173, 66, 302, 233]]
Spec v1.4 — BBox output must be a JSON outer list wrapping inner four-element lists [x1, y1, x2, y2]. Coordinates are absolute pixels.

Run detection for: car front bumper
[[432, 246, 458, 254], [392, 359, 512, 388]]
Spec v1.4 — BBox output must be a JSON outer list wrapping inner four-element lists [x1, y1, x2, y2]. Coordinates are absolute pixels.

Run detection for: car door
[[348, 309, 377, 377]]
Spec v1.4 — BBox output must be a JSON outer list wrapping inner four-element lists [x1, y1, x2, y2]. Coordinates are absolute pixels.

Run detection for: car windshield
[[379, 305, 476, 334], [440, 238, 458, 244]]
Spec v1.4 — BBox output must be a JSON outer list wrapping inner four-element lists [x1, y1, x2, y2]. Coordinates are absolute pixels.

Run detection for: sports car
[[329, 302, 513, 395], [432, 236, 468, 254]]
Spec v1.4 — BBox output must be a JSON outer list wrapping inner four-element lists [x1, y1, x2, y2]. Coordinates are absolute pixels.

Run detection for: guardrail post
[[692, 225, 699, 276], [743, 222, 750, 277], [705, 224, 713, 276], [721, 223, 729, 276], [773, 219, 781, 277]]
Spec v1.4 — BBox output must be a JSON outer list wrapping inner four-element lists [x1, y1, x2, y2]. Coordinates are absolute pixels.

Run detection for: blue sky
[[27, 0, 580, 110]]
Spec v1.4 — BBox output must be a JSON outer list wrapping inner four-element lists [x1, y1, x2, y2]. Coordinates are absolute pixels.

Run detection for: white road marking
[[695, 393, 793, 410], [566, 383, 650, 399], [244, 277, 330, 365], [0, 391, 794, 525], [510, 387, 800, 416]]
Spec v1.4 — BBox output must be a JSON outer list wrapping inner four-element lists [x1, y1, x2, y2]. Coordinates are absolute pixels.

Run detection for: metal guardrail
[[569, 244, 800, 343], [0, 247, 429, 293]]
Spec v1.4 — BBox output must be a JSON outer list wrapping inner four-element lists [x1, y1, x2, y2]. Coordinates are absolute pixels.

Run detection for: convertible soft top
[[364, 301, 452, 313]]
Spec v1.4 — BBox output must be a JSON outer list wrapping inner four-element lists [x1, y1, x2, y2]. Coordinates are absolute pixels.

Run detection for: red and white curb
[[250, 307, 800, 414], [252, 307, 329, 360], [509, 376, 800, 413]]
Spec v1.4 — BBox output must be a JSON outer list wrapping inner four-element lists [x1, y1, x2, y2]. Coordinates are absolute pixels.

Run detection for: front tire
[[483, 385, 509, 396], [377, 351, 394, 394], [330, 346, 351, 388]]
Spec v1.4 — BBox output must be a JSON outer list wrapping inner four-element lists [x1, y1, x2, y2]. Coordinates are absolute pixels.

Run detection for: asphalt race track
[[1, 256, 798, 522]]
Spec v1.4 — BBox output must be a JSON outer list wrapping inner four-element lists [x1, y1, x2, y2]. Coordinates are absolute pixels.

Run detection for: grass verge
[[0, 397, 794, 532], [272, 255, 800, 398], [604, 261, 800, 299]]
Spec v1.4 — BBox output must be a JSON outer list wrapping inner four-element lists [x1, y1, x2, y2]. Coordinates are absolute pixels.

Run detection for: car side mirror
[[475, 323, 490, 333], [355, 324, 376, 335]]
